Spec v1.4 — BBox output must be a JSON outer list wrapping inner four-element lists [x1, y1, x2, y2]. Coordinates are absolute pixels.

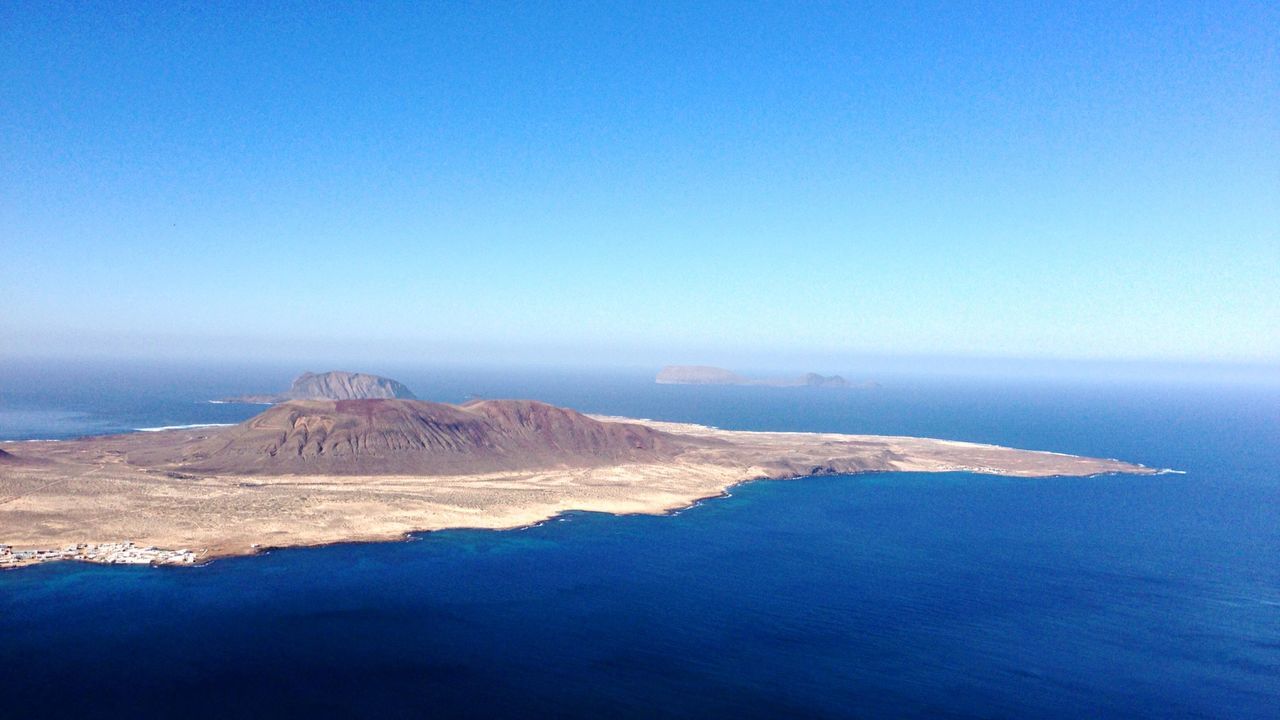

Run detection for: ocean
[[1, 360, 1277, 719]]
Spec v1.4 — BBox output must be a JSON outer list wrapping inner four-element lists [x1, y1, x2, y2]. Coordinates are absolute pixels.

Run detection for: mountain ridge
[[130, 398, 692, 475]]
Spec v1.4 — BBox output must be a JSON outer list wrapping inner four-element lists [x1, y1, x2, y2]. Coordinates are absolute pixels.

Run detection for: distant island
[[656, 365, 865, 388], [1, 370, 1157, 569], [218, 370, 417, 404]]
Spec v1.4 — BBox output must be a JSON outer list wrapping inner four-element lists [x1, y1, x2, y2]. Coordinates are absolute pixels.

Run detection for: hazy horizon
[[3, 3, 1277, 369], [1, 348, 1275, 389]]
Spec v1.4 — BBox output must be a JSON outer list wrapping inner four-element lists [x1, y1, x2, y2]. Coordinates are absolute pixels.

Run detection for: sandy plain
[[0, 416, 1154, 568]]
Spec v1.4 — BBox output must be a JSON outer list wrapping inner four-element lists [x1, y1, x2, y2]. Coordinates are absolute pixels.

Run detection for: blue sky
[[2, 2, 1276, 368]]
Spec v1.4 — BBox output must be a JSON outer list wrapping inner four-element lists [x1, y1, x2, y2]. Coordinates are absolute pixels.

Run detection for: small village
[[0, 542, 201, 569]]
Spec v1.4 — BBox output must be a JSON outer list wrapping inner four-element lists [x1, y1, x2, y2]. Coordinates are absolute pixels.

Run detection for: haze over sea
[[1, 360, 1277, 719]]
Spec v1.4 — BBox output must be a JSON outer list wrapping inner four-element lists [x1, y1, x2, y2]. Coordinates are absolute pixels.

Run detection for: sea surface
[[1, 360, 1278, 719]]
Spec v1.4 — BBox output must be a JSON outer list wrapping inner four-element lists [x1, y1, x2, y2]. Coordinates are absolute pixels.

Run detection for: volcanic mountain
[[221, 371, 418, 404], [129, 398, 692, 475]]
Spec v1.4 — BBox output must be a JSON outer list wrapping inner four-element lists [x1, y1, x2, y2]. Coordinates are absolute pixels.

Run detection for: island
[[0, 388, 1157, 569], [218, 370, 417, 404], [656, 365, 862, 388]]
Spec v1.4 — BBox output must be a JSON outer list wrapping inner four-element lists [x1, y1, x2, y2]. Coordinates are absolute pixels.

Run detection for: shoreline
[[0, 466, 1157, 571], [0, 415, 1159, 572], [0, 471, 753, 570]]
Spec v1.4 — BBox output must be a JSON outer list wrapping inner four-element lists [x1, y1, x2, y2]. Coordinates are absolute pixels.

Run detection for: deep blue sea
[[1, 361, 1277, 719]]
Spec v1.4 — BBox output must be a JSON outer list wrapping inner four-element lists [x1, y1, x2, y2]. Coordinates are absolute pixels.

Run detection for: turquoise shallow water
[[1, 362, 1277, 718]]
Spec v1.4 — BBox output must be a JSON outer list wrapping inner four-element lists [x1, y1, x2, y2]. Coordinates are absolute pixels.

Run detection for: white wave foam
[[136, 423, 236, 432], [207, 400, 270, 405]]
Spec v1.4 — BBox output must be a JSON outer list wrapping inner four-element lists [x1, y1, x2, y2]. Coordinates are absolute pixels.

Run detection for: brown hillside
[[126, 398, 693, 476]]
